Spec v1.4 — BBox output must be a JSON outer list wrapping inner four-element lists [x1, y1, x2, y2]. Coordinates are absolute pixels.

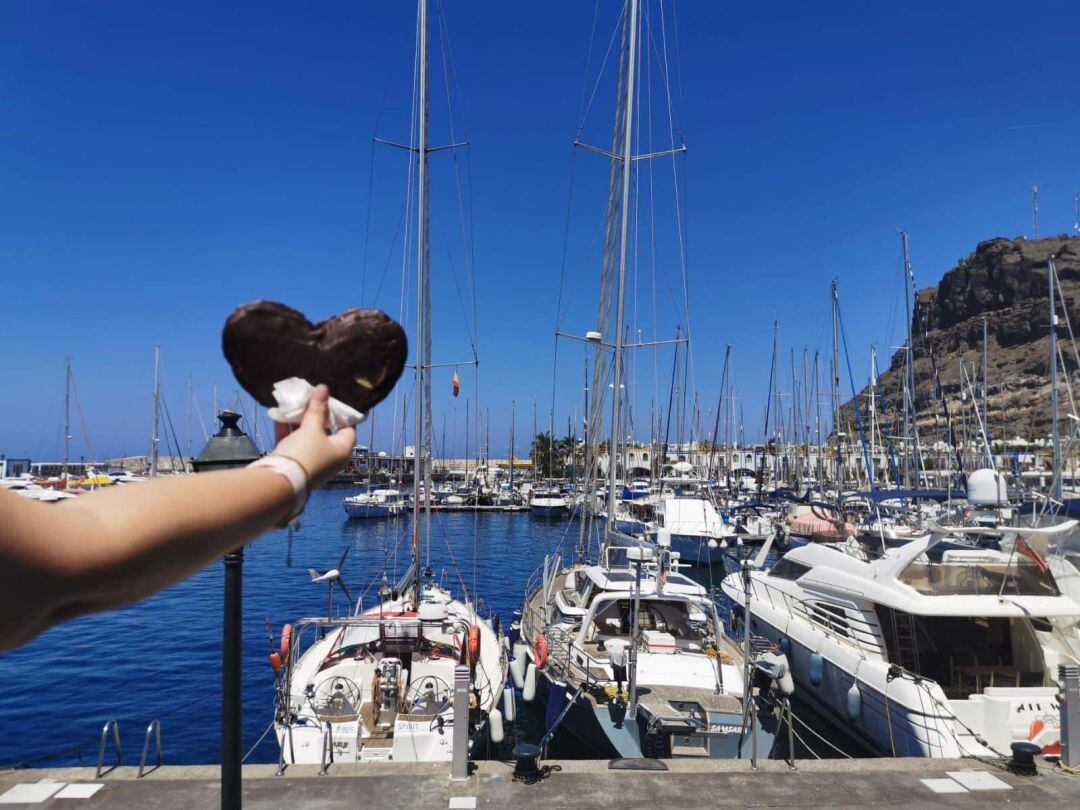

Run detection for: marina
[[4, 0, 1080, 807]]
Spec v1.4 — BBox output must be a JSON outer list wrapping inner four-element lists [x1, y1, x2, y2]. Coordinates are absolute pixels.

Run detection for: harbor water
[[0, 488, 863, 768]]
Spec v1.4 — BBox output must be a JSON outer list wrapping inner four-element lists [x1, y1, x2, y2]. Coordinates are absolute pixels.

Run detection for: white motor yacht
[[722, 534, 1080, 758]]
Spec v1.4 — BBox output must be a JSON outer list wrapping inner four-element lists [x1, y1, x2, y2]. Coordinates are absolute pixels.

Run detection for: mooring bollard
[[1061, 663, 1080, 769], [451, 664, 470, 780]]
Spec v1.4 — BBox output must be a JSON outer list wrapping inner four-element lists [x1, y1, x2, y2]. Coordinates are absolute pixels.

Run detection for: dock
[[2, 758, 1077, 808]]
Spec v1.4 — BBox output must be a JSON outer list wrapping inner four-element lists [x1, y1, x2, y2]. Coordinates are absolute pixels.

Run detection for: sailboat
[[516, 0, 786, 760], [273, 0, 507, 766]]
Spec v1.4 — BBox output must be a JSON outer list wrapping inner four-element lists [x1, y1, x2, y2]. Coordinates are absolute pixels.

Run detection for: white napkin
[[266, 377, 367, 431]]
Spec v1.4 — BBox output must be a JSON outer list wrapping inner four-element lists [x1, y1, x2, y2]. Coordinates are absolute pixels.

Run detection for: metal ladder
[[892, 611, 921, 674]]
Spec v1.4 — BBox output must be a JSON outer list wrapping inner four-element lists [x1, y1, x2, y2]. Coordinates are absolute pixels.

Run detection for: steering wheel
[[403, 675, 452, 716], [312, 675, 362, 720]]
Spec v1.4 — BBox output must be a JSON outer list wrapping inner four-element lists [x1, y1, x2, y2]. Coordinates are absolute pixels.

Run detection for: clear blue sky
[[2, 0, 1078, 463]]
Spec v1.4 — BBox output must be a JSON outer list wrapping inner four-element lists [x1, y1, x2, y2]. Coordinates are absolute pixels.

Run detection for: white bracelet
[[249, 454, 309, 527]]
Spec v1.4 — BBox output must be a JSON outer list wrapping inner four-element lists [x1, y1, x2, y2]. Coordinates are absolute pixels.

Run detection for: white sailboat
[[274, 0, 507, 766], [517, 0, 787, 760]]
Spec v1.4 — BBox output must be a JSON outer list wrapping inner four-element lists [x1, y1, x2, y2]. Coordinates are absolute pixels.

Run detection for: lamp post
[[192, 410, 261, 810]]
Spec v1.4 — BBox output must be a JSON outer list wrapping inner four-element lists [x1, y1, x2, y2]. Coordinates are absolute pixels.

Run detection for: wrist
[[248, 455, 310, 527]]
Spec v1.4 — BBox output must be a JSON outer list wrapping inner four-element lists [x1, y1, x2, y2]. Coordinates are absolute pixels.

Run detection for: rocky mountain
[[843, 235, 1080, 442]]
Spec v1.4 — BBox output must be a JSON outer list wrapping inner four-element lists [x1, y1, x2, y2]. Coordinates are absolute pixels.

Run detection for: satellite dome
[[966, 468, 1008, 506]]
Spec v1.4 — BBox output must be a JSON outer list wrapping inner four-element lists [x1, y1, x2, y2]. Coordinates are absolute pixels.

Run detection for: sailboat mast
[[510, 400, 516, 491], [831, 282, 841, 492], [63, 358, 71, 479], [411, 0, 430, 598], [900, 231, 923, 487], [605, 0, 640, 526], [150, 345, 161, 478], [1050, 256, 1062, 501]]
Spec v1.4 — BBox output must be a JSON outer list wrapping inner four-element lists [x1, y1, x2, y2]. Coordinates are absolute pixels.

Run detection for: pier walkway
[[1, 758, 1077, 808]]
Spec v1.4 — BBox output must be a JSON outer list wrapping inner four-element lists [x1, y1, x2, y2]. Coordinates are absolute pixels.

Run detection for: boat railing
[[749, 578, 884, 657], [96, 719, 122, 778], [544, 626, 609, 690], [138, 719, 162, 777]]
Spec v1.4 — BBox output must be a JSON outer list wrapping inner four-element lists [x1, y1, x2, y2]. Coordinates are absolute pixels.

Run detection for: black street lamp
[[192, 410, 261, 810]]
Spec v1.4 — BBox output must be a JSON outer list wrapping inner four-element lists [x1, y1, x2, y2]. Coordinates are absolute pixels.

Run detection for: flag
[[452, 370, 460, 397], [1017, 537, 1050, 575]]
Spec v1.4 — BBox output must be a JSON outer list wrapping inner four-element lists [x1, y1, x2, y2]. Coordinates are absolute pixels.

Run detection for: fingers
[[328, 426, 357, 459], [301, 385, 330, 432]]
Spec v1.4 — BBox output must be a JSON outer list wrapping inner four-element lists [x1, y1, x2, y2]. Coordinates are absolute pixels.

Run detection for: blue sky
[[2, 0, 1078, 463]]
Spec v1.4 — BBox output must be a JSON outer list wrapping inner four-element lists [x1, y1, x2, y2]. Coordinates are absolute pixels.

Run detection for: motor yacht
[[722, 533, 1080, 757]]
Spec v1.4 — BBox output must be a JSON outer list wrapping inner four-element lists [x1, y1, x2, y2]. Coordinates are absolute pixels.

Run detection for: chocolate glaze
[[222, 301, 407, 413]]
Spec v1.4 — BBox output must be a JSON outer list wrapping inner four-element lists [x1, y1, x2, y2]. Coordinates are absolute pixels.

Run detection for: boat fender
[[510, 655, 526, 690], [809, 652, 824, 687], [489, 708, 504, 744], [468, 625, 482, 661], [269, 651, 283, 677], [708, 539, 718, 550], [774, 653, 795, 696], [503, 686, 516, 723], [719, 539, 728, 549], [534, 633, 548, 669], [778, 636, 791, 656], [523, 663, 537, 702], [846, 683, 861, 720], [279, 623, 293, 661]]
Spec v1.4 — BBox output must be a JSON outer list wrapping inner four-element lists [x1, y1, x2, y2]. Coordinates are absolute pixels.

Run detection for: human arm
[[0, 385, 355, 652]]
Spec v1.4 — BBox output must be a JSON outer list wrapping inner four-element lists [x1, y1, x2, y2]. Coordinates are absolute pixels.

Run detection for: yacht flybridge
[[723, 533, 1080, 758], [518, 546, 783, 758]]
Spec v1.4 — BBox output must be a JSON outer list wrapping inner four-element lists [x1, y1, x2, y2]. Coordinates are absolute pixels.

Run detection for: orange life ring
[[269, 651, 283, 676], [534, 632, 548, 669], [468, 625, 481, 661], [280, 623, 293, 661]]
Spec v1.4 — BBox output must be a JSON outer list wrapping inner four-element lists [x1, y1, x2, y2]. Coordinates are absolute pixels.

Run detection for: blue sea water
[[0, 490, 864, 767], [0, 489, 590, 768]]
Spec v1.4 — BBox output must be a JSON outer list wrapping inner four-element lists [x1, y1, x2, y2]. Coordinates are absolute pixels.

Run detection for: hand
[[271, 385, 356, 489]]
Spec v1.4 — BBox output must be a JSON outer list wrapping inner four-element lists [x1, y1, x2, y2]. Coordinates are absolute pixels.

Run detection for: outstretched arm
[[0, 385, 355, 652]]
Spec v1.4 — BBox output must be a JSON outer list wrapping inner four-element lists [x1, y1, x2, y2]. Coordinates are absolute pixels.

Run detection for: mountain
[[843, 235, 1080, 443]]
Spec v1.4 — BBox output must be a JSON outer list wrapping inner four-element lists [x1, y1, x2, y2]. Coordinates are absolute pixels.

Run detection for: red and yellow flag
[[452, 370, 460, 397]]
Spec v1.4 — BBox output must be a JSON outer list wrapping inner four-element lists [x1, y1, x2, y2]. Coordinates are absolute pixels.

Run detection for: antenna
[[1075, 192, 1079, 234], [1032, 184, 1039, 240]]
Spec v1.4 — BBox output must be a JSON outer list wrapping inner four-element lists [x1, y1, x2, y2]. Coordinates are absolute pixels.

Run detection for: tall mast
[[900, 231, 923, 488], [411, 0, 430, 599], [150, 345, 161, 478], [63, 358, 71, 479], [1050, 256, 1062, 501], [605, 0, 640, 527], [982, 316, 989, 458], [869, 347, 877, 485], [831, 281, 841, 492], [509, 400, 516, 491]]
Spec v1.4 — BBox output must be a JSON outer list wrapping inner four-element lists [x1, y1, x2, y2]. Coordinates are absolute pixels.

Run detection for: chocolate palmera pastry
[[222, 301, 407, 414]]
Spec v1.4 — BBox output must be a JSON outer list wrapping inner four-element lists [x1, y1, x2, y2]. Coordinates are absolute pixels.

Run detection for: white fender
[[502, 686, 516, 723], [489, 708, 504, 744], [523, 663, 537, 702], [510, 655, 526, 690]]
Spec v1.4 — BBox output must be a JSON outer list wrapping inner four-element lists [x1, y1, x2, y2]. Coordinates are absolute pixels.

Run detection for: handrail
[[138, 719, 162, 777], [96, 719, 122, 777], [319, 721, 333, 775], [749, 578, 884, 656]]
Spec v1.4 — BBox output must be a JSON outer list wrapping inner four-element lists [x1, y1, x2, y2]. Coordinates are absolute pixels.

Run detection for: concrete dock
[[1, 758, 1077, 808]]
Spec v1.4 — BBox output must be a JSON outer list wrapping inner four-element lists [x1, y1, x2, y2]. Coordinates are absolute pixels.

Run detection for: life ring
[[534, 632, 548, 669], [269, 651, 283, 677], [468, 625, 481, 661], [280, 623, 293, 661]]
